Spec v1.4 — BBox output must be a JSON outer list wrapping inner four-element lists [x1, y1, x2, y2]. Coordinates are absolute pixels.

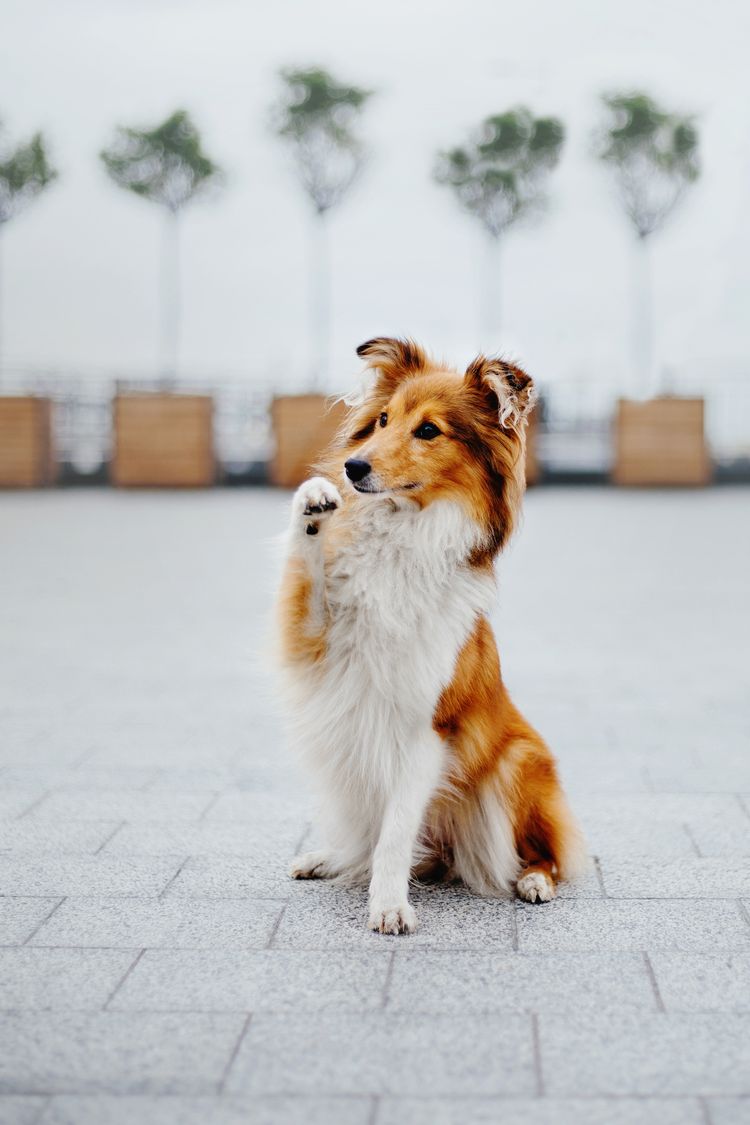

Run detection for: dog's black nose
[[344, 458, 371, 483]]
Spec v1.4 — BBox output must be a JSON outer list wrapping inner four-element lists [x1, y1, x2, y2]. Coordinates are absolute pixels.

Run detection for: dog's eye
[[414, 421, 441, 440], [379, 412, 387, 428]]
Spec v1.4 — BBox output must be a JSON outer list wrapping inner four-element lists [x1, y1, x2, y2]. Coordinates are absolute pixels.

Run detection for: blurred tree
[[435, 108, 565, 344], [273, 67, 372, 386], [596, 92, 699, 393], [101, 110, 222, 383], [0, 125, 57, 378]]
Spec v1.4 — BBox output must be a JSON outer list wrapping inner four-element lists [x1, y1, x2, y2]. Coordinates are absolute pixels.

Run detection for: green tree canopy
[[100, 109, 221, 214], [0, 126, 57, 224], [435, 107, 565, 239], [273, 67, 373, 214], [596, 92, 699, 239]]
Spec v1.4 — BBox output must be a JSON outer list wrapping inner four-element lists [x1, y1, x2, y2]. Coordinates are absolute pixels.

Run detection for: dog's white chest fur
[[289, 499, 494, 826]]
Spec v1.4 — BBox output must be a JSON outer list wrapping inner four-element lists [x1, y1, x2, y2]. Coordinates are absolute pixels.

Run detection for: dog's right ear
[[354, 337, 427, 398]]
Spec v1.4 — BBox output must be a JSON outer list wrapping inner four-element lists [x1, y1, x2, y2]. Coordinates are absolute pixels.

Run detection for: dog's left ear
[[464, 356, 536, 431]]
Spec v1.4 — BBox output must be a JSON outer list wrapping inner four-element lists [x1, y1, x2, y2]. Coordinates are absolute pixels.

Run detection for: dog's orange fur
[[281, 337, 585, 898]]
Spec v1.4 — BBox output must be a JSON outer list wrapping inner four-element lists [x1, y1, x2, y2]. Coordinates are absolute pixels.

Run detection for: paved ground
[[0, 486, 749, 1125]]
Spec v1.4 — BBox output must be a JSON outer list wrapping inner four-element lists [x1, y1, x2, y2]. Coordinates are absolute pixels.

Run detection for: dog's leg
[[368, 731, 444, 935], [290, 849, 343, 880], [278, 477, 341, 668]]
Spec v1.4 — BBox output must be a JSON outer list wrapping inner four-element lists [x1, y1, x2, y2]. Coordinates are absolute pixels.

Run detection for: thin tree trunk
[[310, 211, 330, 388], [159, 208, 181, 387], [480, 234, 502, 351], [632, 234, 654, 397]]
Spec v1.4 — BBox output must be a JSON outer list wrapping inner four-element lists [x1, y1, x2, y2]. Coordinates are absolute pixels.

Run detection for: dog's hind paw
[[290, 850, 337, 880], [516, 870, 556, 903]]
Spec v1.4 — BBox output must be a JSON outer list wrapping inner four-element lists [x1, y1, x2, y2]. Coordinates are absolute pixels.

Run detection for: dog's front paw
[[290, 850, 336, 880], [516, 870, 556, 903], [368, 901, 417, 935], [293, 477, 342, 537]]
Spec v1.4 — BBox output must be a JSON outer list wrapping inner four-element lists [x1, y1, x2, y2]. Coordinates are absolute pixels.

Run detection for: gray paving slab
[[28, 792, 214, 823], [0, 858, 182, 898], [0, 769, 158, 792], [375, 1096, 706, 1125], [29, 897, 282, 950], [37, 1095, 374, 1125], [516, 898, 750, 952], [0, 899, 61, 946], [225, 1011, 535, 1096], [0, 949, 135, 1010], [707, 1099, 750, 1125], [601, 858, 750, 898], [649, 953, 750, 1012], [110, 949, 390, 1012], [273, 883, 517, 949], [0, 1097, 48, 1125], [0, 793, 44, 820], [0, 822, 121, 855], [386, 951, 656, 1013], [539, 1011, 750, 1095], [102, 822, 304, 857], [0, 1012, 246, 1095], [164, 855, 293, 900]]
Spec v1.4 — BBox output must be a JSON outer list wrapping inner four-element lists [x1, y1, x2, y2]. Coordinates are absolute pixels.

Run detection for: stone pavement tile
[[539, 1011, 750, 1096], [0, 949, 135, 1010], [0, 1012, 246, 1095], [386, 952, 655, 1013], [165, 856, 293, 900], [274, 884, 516, 950], [28, 792, 214, 823], [0, 1097, 48, 1125], [0, 768, 158, 791], [376, 1096, 705, 1125], [707, 1099, 750, 1125], [0, 857, 182, 898], [0, 822, 121, 855], [575, 794, 750, 859], [579, 820, 693, 860], [82, 746, 242, 770], [0, 793, 43, 820], [225, 1011, 535, 1096], [110, 949, 390, 1012], [647, 764, 750, 793], [650, 954, 750, 1012], [0, 899, 61, 945], [38, 1095, 373, 1125], [103, 823, 304, 857], [600, 858, 750, 898], [30, 897, 281, 950], [516, 899, 750, 952], [202, 793, 315, 824]]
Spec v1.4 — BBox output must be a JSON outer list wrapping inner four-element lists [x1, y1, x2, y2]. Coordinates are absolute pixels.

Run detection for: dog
[[276, 337, 587, 933]]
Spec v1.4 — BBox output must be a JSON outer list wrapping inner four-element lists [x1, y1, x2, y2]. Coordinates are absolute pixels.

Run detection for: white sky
[[1, 0, 749, 398]]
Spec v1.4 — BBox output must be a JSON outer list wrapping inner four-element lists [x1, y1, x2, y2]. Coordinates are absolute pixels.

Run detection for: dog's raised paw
[[293, 477, 342, 534], [368, 902, 417, 935], [290, 850, 334, 880], [516, 870, 556, 903]]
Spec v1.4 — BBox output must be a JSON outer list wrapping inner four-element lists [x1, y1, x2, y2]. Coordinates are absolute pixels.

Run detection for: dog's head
[[327, 337, 536, 556]]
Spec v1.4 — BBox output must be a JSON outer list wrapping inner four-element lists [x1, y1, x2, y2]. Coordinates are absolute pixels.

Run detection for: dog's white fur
[[282, 476, 520, 932]]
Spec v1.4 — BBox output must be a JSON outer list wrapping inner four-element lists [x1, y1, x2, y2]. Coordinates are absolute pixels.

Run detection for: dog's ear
[[354, 337, 428, 397], [464, 356, 536, 431]]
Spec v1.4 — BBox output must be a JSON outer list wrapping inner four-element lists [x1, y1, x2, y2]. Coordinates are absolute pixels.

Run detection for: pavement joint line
[[265, 902, 288, 949], [217, 1011, 252, 1094], [21, 897, 66, 945], [380, 950, 397, 1009], [738, 900, 750, 931], [367, 1094, 381, 1125], [683, 823, 703, 857], [94, 821, 127, 855], [197, 792, 222, 822], [736, 794, 750, 822], [157, 856, 191, 900], [15, 792, 53, 820], [531, 1012, 544, 1096], [593, 856, 607, 896], [698, 1094, 713, 1125], [642, 951, 666, 1012], [102, 948, 146, 1010]]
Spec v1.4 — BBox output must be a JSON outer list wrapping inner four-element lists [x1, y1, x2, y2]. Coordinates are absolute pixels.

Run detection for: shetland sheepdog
[[277, 337, 587, 934]]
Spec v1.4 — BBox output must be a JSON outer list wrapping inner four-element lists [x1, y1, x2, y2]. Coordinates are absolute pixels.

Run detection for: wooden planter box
[[270, 394, 348, 488], [613, 397, 710, 486], [112, 394, 214, 487], [0, 397, 55, 487]]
